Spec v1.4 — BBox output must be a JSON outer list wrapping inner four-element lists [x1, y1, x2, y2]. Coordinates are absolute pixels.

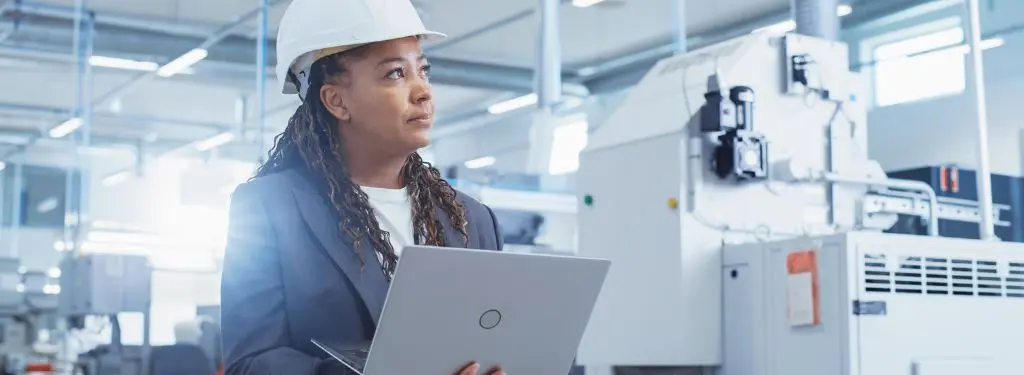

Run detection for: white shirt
[[360, 186, 415, 265]]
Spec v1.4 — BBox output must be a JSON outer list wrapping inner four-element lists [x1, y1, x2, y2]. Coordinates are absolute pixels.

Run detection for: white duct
[[791, 0, 840, 41], [535, 0, 562, 110]]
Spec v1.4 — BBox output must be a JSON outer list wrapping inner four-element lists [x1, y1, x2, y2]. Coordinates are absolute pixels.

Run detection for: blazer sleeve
[[220, 182, 351, 375]]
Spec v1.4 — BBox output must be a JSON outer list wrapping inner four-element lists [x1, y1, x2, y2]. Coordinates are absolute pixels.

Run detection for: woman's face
[[321, 36, 434, 157]]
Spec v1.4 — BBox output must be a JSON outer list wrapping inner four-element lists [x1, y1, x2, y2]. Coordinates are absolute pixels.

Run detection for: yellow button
[[667, 197, 679, 209]]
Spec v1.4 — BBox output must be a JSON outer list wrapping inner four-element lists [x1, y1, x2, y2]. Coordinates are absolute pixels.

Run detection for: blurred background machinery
[[575, 29, 1022, 375]]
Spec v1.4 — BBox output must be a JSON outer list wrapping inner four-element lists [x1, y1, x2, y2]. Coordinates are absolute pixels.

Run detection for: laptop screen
[[311, 338, 371, 374]]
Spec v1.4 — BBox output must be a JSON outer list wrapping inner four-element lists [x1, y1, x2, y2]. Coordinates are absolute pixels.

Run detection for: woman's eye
[[421, 64, 432, 77], [386, 68, 405, 80]]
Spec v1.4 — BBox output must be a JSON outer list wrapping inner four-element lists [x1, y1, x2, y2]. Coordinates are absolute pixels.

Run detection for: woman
[[219, 0, 505, 374]]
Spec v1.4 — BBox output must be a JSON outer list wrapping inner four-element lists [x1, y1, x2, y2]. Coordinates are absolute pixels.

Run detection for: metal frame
[[962, 0, 996, 240]]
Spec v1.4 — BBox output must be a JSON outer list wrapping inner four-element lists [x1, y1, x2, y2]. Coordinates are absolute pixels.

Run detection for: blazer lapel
[[434, 204, 468, 249], [291, 187, 388, 326]]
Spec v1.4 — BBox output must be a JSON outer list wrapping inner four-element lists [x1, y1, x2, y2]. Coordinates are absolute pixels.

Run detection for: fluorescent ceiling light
[[952, 37, 1005, 54], [978, 37, 1005, 50], [157, 48, 208, 78], [752, 5, 853, 34], [754, 20, 796, 34], [464, 156, 496, 169], [89, 55, 159, 72], [48, 117, 83, 138], [572, 0, 605, 7], [487, 93, 538, 114], [102, 170, 133, 187], [36, 197, 58, 214], [195, 132, 236, 151], [837, 4, 853, 17]]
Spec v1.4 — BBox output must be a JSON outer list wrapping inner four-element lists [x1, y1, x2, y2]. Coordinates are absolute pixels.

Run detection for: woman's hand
[[457, 362, 505, 375]]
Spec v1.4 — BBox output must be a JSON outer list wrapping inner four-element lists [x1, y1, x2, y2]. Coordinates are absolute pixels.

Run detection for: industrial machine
[[452, 176, 578, 253], [59, 253, 153, 375], [0, 257, 61, 375], [576, 32, 1023, 374], [887, 165, 1024, 242], [722, 232, 1022, 375], [1, 257, 32, 375], [195, 305, 223, 373]]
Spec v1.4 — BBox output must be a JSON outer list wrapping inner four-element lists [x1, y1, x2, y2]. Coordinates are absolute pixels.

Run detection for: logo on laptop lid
[[479, 309, 502, 330]]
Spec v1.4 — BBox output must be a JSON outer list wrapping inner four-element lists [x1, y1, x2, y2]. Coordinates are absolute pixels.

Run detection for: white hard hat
[[275, 0, 446, 98]]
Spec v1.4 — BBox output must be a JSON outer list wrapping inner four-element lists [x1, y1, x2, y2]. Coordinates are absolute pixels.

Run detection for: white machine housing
[[577, 33, 870, 366], [723, 231, 1024, 375]]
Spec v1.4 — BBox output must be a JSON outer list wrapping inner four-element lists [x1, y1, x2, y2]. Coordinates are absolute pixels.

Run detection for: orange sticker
[[939, 166, 948, 192], [786, 250, 820, 327]]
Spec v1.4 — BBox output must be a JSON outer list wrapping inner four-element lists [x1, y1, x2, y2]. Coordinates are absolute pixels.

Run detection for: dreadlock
[[254, 47, 469, 280]]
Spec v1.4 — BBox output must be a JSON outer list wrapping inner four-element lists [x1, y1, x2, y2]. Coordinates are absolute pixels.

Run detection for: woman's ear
[[320, 83, 350, 121]]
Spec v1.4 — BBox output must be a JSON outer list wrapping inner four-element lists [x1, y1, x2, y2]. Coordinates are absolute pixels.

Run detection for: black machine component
[[712, 130, 769, 180], [791, 54, 812, 88], [885, 166, 1024, 242], [790, 53, 831, 99], [730, 86, 755, 131], [494, 210, 546, 246], [700, 90, 736, 133], [701, 86, 769, 181]]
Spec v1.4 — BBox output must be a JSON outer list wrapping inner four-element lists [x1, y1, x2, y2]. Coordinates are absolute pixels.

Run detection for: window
[[548, 121, 589, 175], [0, 165, 83, 228], [873, 27, 966, 107]]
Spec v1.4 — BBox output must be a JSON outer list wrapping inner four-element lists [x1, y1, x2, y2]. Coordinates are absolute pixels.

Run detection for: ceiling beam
[[1, 13, 589, 96]]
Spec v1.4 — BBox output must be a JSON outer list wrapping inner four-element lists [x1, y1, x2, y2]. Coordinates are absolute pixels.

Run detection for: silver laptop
[[313, 245, 610, 375]]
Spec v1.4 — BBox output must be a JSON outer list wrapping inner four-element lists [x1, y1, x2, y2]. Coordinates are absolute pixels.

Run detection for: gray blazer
[[220, 168, 503, 375]]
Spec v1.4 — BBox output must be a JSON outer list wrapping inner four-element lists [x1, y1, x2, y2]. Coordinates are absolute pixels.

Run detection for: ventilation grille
[[862, 254, 1024, 298]]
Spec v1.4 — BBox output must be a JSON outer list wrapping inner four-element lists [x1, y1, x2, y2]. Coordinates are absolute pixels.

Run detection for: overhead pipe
[[672, 0, 688, 54], [67, 0, 92, 255], [963, 0, 996, 240], [431, 0, 941, 140], [426, 7, 540, 53], [791, 0, 840, 41], [579, 0, 941, 94], [87, 0, 287, 111], [0, 32, 594, 98], [9, 0, 221, 39], [3, 0, 593, 97], [536, 0, 562, 110], [0, 102, 234, 131], [255, 0, 268, 163], [4, 0, 946, 150], [0, 0, 20, 43], [8, 161, 21, 257], [196, 0, 288, 51]]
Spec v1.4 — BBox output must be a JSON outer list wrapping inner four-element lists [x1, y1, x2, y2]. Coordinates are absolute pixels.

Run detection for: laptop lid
[[364, 246, 610, 375]]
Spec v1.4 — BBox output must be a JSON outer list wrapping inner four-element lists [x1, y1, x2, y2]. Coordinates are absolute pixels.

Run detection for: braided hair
[[255, 47, 469, 280]]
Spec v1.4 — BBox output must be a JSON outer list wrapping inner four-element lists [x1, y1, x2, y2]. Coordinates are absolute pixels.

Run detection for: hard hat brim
[[280, 30, 447, 96]]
